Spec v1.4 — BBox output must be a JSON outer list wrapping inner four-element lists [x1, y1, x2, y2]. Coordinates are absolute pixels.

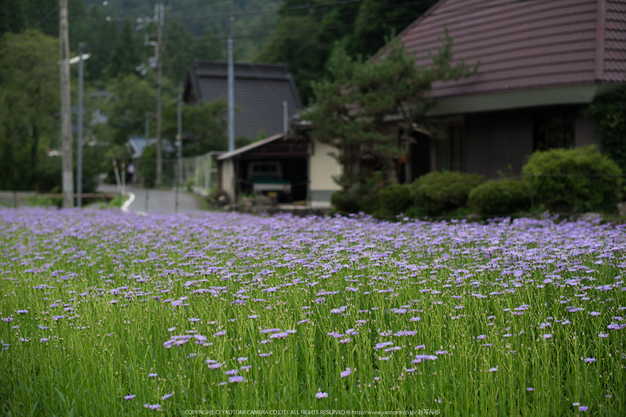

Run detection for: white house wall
[[221, 159, 235, 204], [309, 139, 342, 203]]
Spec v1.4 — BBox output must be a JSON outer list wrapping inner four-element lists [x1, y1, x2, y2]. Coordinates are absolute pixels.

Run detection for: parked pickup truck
[[247, 161, 291, 196]]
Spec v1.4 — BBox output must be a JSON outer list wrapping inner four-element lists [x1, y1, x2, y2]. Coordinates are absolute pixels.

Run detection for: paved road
[[97, 183, 206, 215]]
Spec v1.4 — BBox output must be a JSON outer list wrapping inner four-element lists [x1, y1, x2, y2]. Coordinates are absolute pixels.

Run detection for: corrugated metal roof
[[384, 0, 626, 99], [184, 61, 302, 140]]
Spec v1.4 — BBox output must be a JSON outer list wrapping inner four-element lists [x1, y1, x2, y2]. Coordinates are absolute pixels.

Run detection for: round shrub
[[377, 184, 414, 217], [468, 178, 530, 215], [522, 146, 622, 213], [414, 171, 484, 215], [330, 190, 360, 214]]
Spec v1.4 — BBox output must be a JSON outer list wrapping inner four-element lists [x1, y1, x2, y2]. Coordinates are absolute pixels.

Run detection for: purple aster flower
[[477, 335, 486, 340], [599, 333, 608, 338], [124, 394, 136, 400], [241, 366, 251, 370], [584, 358, 596, 363], [209, 363, 222, 369], [237, 357, 248, 362], [144, 404, 161, 410], [488, 367, 498, 372], [526, 388, 534, 392], [109, 300, 119, 304], [259, 352, 272, 357], [213, 330, 226, 337], [579, 406, 588, 412], [17, 310, 28, 314], [340, 367, 352, 378], [40, 337, 49, 342], [589, 311, 600, 316], [543, 334, 552, 339], [316, 392, 328, 399], [148, 373, 158, 377], [161, 393, 173, 400], [167, 327, 176, 332], [225, 369, 238, 376], [228, 376, 244, 383]]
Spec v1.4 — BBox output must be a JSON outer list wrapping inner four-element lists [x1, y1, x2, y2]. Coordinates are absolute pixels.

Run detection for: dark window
[[533, 112, 575, 151], [436, 124, 464, 172]]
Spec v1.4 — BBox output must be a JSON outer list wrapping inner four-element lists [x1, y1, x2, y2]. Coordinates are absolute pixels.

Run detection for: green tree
[[583, 89, 626, 174], [105, 74, 157, 145], [162, 99, 228, 157], [0, 30, 60, 191], [108, 19, 141, 79], [255, 15, 327, 104], [305, 32, 478, 192], [0, 0, 26, 37]]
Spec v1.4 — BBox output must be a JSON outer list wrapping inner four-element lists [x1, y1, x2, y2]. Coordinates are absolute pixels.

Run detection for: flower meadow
[[1, 208, 625, 416]]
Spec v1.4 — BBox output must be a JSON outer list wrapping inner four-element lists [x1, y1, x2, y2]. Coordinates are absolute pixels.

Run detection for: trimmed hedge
[[414, 171, 484, 215], [521, 146, 622, 213], [468, 178, 530, 215]]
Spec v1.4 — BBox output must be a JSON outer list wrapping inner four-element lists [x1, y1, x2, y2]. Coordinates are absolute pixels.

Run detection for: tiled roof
[[184, 61, 302, 140], [385, 0, 626, 98]]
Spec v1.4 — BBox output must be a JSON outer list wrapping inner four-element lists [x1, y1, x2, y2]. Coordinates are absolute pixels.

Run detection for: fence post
[[530, 172, 534, 217]]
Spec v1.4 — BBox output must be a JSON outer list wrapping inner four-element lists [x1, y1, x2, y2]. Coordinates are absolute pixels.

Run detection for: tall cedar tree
[[306, 31, 478, 191]]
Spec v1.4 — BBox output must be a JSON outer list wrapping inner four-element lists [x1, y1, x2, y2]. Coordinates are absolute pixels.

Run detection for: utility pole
[[59, 0, 73, 208], [227, 16, 235, 152], [145, 111, 150, 140], [77, 42, 84, 208], [155, 3, 164, 186], [175, 83, 182, 214]]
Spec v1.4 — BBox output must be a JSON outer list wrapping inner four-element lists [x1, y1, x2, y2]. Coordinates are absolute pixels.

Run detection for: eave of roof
[[217, 133, 285, 161]]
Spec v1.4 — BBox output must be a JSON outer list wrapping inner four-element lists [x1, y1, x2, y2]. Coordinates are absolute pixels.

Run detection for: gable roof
[[385, 0, 626, 100], [184, 61, 302, 140]]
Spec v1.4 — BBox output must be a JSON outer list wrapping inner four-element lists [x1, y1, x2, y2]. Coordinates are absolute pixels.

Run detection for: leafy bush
[[468, 178, 530, 215], [521, 146, 622, 213], [414, 171, 484, 215], [330, 185, 380, 215], [376, 184, 414, 217]]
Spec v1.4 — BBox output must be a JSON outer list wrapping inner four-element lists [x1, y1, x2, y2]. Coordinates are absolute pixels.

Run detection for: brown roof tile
[[385, 0, 626, 98]]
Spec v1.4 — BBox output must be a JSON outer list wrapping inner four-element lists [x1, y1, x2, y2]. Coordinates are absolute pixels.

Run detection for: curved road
[[97, 184, 206, 215]]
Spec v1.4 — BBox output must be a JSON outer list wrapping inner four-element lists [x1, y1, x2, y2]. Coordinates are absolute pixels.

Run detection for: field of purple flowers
[[1, 208, 625, 415]]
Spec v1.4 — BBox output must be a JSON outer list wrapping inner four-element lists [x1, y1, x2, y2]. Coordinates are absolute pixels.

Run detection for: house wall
[[463, 111, 597, 179], [465, 112, 534, 179], [575, 117, 596, 147], [309, 140, 342, 202], [220, 159, 235, 204]]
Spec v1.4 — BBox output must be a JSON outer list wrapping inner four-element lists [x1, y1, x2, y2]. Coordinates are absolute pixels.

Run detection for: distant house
[[216, 129, 341, 206], [183, 60, 302, 140], [378, 0, 626, 182], [127, 135, 174, 159]]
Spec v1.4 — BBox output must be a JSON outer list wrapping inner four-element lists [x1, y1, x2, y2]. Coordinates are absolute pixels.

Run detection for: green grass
[[0, 210, 624, 416]]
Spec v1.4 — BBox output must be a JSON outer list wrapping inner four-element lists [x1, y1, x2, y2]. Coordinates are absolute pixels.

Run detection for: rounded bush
[[414, 171, 484, 215], [522, 146, 622, 213], [377, 184, 414, 216], [468, 178, 530, 215], [330, 190, 360, 214]]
